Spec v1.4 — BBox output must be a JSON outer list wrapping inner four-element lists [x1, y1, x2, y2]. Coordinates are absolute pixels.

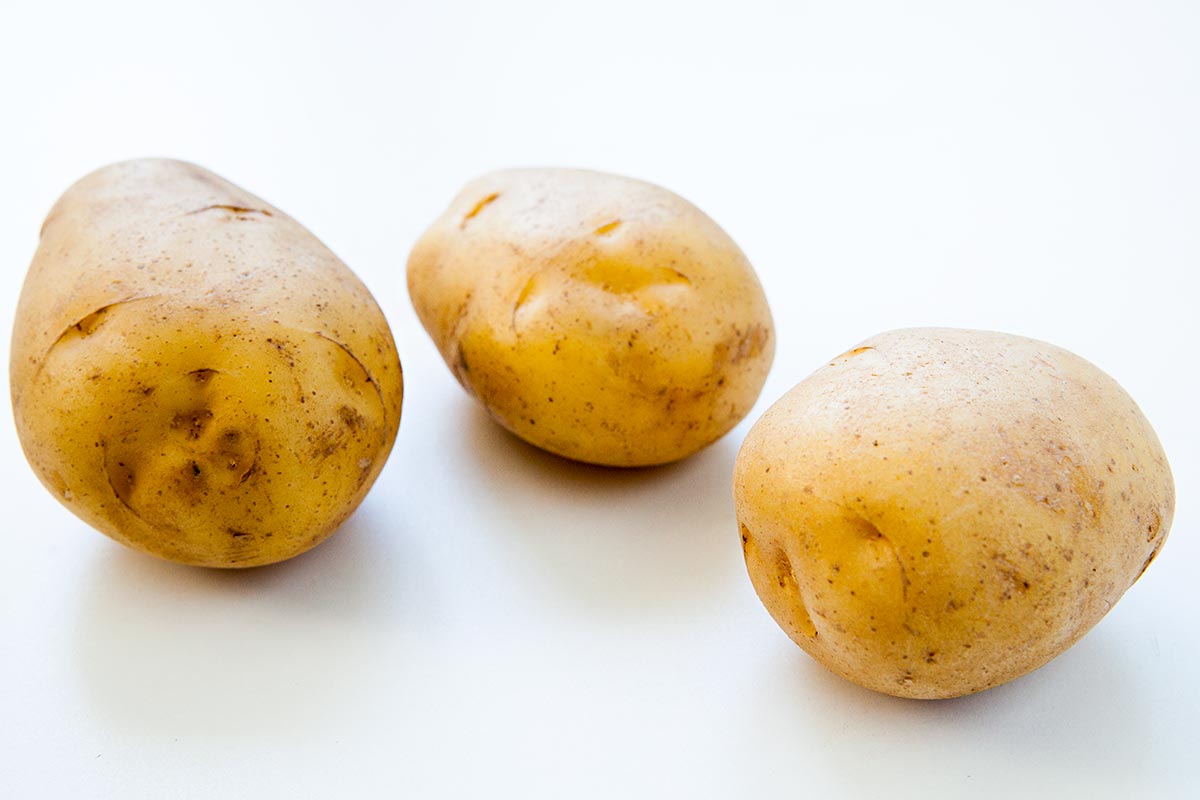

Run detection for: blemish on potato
[[724, 324, 770, 365], [766, 546, 817, 638], [185, 204, 272, 219], [313, 331, 386, 418], [338, 404, 365, 430], [581, 258, 691, 298], [188, 368, 219, 383], [172, 408, 214, 440], [1145, 508, 1162, 541], [460, 192, 499, 228], [40, 296, 161, 374], [72, 306, 115, 336], [832, 346, 876, 364]]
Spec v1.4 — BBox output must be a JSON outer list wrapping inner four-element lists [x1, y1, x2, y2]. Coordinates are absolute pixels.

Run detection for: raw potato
[[407, 169, 774, 467], [733, 328, 1174, 699], [11, 159, 403, 568]]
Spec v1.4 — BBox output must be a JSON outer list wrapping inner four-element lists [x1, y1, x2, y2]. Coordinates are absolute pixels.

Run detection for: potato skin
[[11, 159, 403, 567], [733, 328, 1174, 699], [407, 169, 773, 467]]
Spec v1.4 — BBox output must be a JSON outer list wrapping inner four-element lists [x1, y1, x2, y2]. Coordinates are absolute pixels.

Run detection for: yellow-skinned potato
[[11, 159, 403, 567], [407, 169, 774, 467], [734, 328, 1173, 699]]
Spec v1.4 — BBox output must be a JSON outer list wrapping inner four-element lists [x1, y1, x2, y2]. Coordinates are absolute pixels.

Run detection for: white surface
[[1, 1, 1197, 797]]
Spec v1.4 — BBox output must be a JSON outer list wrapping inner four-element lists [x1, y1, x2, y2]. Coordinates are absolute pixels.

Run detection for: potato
[[407, 168, 773, 467], [733, 328, 1174, 699], [10, 159, 403, 568]]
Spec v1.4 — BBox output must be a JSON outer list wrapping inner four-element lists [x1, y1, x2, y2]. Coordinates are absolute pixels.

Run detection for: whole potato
[[407, 169, 773, 467], [733, 328, 1174, 699], [11, 159, 403, 567]]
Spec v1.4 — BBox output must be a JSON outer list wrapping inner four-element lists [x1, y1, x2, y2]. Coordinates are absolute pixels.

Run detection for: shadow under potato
[[733, 623, 1154, 794], [70, 499, 431, 739], [458, 404, 747, 621]]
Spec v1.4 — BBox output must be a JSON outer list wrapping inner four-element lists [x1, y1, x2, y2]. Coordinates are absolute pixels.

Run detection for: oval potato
[[733, 328, 1174, 698], [11, 159, 403, 567], [407, 168, 774, 467]]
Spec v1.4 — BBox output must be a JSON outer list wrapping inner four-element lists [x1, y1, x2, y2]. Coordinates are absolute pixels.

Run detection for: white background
[[1, 1, 1197, 797]]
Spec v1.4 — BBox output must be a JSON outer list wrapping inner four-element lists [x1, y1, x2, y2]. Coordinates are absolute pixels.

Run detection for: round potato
[[733, 328, 1174, 699], [407, 168, 774, 467], [11, 159, 403, 567]]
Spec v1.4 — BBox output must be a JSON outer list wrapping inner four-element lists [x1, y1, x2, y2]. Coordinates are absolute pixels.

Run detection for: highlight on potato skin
[[10, 159, 404, 568], [733, 328, 1174, 699], [407, 168, 775, 467]]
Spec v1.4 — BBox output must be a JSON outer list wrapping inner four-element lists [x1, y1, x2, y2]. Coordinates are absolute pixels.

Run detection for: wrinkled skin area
[[407, 168, 774, 467], [11, 159, 403, 567], [733, 328, 1174, 699]]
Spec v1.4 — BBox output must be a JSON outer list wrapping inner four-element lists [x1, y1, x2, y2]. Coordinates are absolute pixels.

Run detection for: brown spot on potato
[[1145, 508, 1162, 542], [992, 552, 1030, 600], [172, 408, 214, 440], [730, 324, 770, 364], [338, 405, 365, 430], [266, 337, 299, 368]]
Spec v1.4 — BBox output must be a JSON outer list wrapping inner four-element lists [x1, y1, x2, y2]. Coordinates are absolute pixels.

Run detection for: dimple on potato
[[733, 328, 1174, 699], [10, 159, 403, 568], [407, 168, 774, 467]]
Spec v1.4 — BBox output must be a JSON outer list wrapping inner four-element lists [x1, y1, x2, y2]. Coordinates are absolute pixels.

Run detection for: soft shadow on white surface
[[458, 405, 745, 621], [71, 502, 428, 738], [739, 627, 1153, 795]]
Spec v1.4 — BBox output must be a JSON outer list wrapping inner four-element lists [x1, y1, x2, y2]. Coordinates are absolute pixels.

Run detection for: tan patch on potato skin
[[733, 328, 1175, 699], [407, 168, 774, 467], [11, 160, 403, 567]]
